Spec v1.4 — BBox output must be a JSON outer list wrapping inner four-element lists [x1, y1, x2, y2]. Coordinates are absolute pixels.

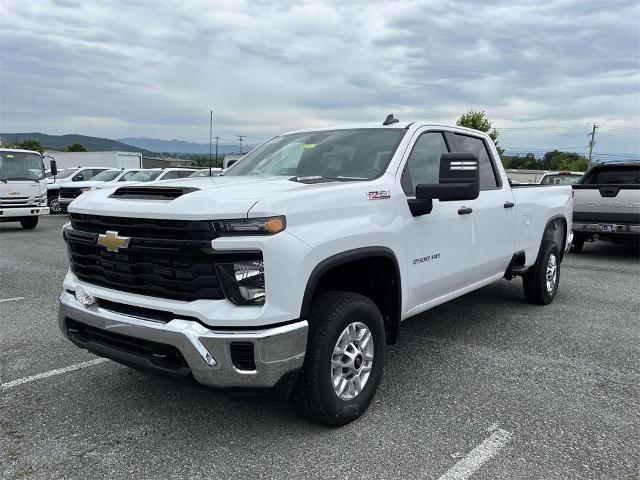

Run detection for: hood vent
[[110, 186, 199, 200]]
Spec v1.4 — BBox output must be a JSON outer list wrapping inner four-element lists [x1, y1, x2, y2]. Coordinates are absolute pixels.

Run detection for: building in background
[[142, 156, 194, 168], [44, 151, 142, 170]]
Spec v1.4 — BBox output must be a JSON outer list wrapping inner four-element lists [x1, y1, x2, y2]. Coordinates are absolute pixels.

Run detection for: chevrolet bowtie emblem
[[97, 230, 131, 252]]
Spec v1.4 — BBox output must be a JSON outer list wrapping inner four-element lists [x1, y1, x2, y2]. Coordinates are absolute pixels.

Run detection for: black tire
[[523, 241, 560, 305], [570, 237, 585, 253], [292, 291, 385, 426], [19, 217, 39, 229], [48, 194, 62, 214]]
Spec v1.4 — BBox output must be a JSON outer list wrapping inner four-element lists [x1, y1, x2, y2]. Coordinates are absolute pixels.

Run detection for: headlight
[[212, 216, 285, 235], [38, 193, 47, 206], [216, 260, 265, 305]]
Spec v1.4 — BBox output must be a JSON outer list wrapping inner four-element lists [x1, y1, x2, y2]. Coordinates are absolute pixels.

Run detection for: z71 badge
[[367, 190, 391, 200]]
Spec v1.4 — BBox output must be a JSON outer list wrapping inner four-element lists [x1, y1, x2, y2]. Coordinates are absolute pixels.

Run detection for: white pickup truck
[[58, 119, 573, 425]]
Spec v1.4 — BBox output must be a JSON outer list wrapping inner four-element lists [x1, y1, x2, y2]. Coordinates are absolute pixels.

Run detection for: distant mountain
[[0, 132, 154, 155], [119, 137, 244, 154]]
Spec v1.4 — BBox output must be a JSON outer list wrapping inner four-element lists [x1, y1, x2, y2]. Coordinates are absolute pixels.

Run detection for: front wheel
[[292, 291, 385, 426], [20, 217, 39, 229], [48, 195, 62, 214], [523, 241, 560, 305]]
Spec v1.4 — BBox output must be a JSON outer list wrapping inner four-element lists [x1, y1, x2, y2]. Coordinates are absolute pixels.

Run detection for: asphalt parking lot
[[1, 215, 639, 479]]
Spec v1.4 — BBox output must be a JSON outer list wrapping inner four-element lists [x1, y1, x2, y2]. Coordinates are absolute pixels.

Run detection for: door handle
[[458, 207, 473, 215], [503, 201, 515, 208]]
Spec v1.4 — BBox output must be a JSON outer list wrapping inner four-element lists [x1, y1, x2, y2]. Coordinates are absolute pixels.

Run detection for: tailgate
[[572, 185, 640, 224]]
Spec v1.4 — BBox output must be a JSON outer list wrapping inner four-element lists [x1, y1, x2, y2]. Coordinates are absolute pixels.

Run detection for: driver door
[[400, 130, 475, 314]]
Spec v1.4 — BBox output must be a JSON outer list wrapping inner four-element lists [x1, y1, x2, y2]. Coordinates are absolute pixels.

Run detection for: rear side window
[[584, 166, 640, 184], [453, 134, 500, 190], [401, 132, 449, 194], [177, 170, 195, 178]]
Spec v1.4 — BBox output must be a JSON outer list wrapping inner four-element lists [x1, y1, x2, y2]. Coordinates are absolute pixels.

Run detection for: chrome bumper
[[58, 291, 308, 389]]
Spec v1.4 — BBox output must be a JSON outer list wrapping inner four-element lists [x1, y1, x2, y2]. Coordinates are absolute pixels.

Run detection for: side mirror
[[74, 173, 84, 181], [408, 153, 479, 216], [49, 159, 58, 177]]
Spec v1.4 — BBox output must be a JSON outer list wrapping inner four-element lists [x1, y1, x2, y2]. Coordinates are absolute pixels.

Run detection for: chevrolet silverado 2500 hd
[[58, 119, 573, 425], [571, 162, 640, 252]]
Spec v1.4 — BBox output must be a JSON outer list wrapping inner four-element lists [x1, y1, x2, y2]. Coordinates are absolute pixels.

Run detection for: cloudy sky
[[1, 0, 639, 159]]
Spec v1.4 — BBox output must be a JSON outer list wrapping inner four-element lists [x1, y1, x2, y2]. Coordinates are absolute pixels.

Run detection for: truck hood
[[68, 176, 320, 219]]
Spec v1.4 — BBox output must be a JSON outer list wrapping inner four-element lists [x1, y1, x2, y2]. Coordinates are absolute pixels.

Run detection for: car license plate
[[597, 224, 617, 233]]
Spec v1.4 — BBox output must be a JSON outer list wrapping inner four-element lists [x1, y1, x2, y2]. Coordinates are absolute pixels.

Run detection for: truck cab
[[0, 148, 53, 229]]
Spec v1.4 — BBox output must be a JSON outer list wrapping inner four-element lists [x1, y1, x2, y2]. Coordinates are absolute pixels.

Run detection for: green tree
[[542, 150, 588, 171], [10, 139, 44, 154], [66, 142, 87, 152], [456, 110, 504, 155]]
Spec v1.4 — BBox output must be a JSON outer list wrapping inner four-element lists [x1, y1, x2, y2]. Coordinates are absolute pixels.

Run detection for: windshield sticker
[[367, 190, 391, 200], [302, 144, 317, 149], [6, 154, 13, 158]]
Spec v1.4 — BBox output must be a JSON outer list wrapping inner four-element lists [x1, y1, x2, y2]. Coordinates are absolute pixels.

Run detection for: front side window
[[225, 129, 406, 181], [177, 170, 196, 178], [90, 170, 120, 182], [119, 171, 139, 181], [0, 151, 45, 181], [161, 171, 180, 180], [401, 132, 449, 194], [128, 170, 162, 182], [453, 134, 500, 190]]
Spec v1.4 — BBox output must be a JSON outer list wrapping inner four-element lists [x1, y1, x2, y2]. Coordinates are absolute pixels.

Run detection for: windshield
[[47, 168, 76, 179], [91, 170, 121, 182], [0, 151, 45, 181], [225, 129, 406, 180], [128, 170, 162, 182], [541, 174, 581, 185]]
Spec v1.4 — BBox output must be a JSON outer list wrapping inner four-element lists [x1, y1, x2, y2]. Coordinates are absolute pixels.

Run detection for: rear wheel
[[48, 194, 62, 214], [292, 291, 385, 426], [523, 241, 560, 305], [20, 217, 39, 229]]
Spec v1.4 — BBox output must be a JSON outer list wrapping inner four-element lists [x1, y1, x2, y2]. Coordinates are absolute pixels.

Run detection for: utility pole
[[236, 134, 247, 154], [587, 124, 598, 168], [214, 136, 220, 168], [209, 110, 213, 176]]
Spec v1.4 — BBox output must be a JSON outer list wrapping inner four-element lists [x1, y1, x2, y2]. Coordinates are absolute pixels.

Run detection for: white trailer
[[44, 151, 142, 170]]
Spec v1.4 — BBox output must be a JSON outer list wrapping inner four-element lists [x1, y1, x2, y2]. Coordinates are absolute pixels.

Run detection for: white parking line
[[0, 296, 25, 303], [1, 358, 109, 390], [437, 426, 513, 480]]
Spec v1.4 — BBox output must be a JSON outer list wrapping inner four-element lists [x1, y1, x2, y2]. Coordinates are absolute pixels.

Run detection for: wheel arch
[[300, 247, 402, 344], [540, 214, 568, 260]]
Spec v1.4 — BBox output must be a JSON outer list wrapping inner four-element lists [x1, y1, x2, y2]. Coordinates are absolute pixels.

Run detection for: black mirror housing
[[49, 159, 58, 177], [415, 153, 480, 202]]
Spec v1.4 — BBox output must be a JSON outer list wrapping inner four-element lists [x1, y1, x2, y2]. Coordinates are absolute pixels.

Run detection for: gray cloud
[[0, 0, 638, 156]]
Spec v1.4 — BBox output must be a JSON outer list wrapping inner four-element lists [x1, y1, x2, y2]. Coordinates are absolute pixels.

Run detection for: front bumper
[[0, 206, 49, 218], [572, 221, 640, 237], [58, 291, 308, 389]]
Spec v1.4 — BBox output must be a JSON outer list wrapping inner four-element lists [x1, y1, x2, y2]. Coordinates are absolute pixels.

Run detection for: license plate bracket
[[597, 224, 617, 233]]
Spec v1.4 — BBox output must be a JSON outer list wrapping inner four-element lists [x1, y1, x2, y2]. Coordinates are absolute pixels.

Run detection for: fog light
[[216, 260, 265, 305], [74, 287, 96, 306]]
